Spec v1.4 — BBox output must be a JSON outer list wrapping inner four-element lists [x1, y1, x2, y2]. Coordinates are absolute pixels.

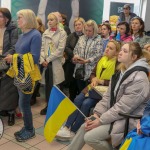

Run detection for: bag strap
[[109, 66, 149, 134], [115, 66, 148, 104]]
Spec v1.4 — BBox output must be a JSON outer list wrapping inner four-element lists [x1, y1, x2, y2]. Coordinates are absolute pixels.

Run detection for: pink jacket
[[121, 34, 133, 42]]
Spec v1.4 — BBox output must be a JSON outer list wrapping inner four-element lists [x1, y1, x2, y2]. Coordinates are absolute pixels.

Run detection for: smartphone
[[89, 116, 96, 121]]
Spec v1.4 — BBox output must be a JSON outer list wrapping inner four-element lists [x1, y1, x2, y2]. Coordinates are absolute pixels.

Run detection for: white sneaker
[[56, 127, 75, 140]]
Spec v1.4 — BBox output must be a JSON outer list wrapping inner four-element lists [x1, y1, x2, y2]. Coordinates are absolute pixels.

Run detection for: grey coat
[[93, 59, 150, 147]]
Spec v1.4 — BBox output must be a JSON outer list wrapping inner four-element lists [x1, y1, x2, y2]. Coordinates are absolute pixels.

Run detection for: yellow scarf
[[96, 56, 116, 80]]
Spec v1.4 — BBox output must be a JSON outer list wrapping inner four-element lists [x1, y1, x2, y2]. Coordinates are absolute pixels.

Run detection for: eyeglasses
[[0, 15, 4, 19], [123, 7, 129, 10]]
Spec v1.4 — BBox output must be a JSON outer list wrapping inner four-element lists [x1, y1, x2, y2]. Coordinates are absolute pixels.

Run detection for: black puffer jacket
[[0, 21, 19, 110], [0, 75, 18, 110], [63, 32, 83, 86], [2, 21, 18, 56], [65, 32, 82, 61]]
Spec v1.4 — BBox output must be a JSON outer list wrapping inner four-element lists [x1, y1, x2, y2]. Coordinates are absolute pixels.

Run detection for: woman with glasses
[[40, 12, 67, 115], [131, 17, 150, 48], [5, 9, 42, 142], [0, 8, 18, 126], [118, 4, 137, 24]]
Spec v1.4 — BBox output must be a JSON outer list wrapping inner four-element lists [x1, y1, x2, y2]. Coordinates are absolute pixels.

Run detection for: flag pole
[[54, 85, 87, 118]]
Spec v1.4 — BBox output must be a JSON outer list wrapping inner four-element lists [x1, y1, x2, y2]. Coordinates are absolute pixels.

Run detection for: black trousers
[[45, 62, 53, 103]]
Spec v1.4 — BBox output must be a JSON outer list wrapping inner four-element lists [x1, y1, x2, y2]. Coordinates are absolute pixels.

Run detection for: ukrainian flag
[[120, 115, 150, 150], [44, 85, 77, 142]]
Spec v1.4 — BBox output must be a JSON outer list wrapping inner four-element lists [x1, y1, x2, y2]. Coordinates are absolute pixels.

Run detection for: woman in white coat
[[40, 12, 67, 115]]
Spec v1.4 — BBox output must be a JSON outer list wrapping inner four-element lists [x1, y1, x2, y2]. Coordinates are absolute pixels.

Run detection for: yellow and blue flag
[[120, 116, 150, 150], [44, 85, 77, 142]]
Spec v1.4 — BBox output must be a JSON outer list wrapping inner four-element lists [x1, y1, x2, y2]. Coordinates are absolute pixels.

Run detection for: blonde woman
[[56, 40, 120, 140], [72, 19, 103, 92], [40, 12, 67, 115], [5, 9, 42, 142], [62, 17, 85, 101], [68, 42, 150, 150]]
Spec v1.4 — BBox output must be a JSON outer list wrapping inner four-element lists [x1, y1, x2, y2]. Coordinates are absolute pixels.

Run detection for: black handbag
[[88, 89, 102, 100], [0, 55, 9, 72], [75, 65, 85, 80]]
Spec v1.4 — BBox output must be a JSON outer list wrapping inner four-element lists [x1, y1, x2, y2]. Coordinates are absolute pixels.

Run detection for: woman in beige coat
[[40, 12, 67, 115]]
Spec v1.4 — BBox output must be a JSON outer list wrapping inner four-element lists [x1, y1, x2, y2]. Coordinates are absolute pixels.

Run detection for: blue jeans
[[65, 93, 99, 133], [18, 90, 33, 131]]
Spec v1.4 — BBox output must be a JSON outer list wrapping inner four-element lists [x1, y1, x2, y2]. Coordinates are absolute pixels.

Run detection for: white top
[[0, 27, 6, 55]]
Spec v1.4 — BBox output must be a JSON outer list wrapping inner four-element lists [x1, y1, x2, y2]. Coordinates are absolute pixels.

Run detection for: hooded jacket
[[2, 21, 18, 56], [93, 58, 150, 147]]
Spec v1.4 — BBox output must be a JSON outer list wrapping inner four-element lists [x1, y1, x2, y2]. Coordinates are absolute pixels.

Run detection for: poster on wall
[[109, 2, 134, 16], [11, 0, 104, 31]]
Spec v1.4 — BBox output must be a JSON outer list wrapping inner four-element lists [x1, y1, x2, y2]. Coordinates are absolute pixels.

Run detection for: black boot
[[0, 110, 8, 116], [40, 106, 47, 115], [8, 113, 15, 126]]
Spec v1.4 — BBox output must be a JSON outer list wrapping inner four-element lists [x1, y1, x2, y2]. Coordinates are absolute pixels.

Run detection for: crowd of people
[[0, 3, 150, 150]]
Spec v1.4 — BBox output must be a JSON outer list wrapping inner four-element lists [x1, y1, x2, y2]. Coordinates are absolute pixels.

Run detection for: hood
[[6, 21, 17, 31], [124, 58, 150, 74]]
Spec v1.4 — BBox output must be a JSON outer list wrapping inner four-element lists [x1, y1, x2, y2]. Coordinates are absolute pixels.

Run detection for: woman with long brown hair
[[131, 17, 150, 48]]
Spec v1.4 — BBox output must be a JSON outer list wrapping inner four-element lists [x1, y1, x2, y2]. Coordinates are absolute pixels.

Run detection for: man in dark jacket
[[118, 4, 137, 24]]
